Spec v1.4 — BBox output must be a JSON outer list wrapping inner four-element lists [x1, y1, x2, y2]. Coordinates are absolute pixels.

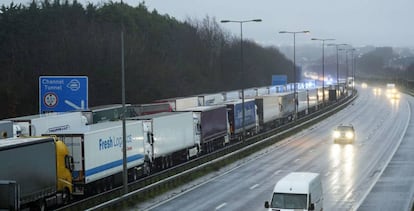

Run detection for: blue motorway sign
[[39, 76, 88, 113], [272, 75, 287, 86]]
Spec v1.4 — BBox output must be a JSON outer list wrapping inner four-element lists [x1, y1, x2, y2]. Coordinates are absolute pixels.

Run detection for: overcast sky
[[1, 0, 413, 48]]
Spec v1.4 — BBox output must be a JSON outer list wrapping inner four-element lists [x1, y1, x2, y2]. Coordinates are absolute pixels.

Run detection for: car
[[333, 124, 355, 144], [361, 82, 368, 88], [264, 172, 323, 211]]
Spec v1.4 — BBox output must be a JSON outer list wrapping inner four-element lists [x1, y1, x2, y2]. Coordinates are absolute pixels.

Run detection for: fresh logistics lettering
[[99, 134, 133, 151]]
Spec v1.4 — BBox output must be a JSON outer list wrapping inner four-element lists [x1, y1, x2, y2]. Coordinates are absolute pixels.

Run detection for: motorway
[[128, 86, 413, 211]]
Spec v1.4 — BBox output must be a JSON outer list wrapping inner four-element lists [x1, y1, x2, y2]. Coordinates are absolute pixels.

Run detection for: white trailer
[[223, 90, 240, 101], [243, 88, 257, 98], [277, 92, 295, 118], [132, 112, 199, 170], [156, 97, 199, 111], [253, 94, 280, 126], [43, 120, 146, 195], [198, 93, 224, 106], [255, 86, 269, 96], [0, 121, 13, 139], [7, 112, 87, 136], [253, 92, 295, 130]]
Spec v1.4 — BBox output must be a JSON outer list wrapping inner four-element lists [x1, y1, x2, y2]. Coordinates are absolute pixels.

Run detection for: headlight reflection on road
[[329, 144, 355, 201], [390, 98, 400, 108]]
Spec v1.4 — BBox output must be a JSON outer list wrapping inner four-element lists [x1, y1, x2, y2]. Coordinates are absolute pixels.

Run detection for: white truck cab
[[265, 172, 323, 211]]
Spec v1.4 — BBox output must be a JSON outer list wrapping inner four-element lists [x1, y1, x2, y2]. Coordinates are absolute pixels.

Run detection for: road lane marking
[[250, 184, 259, 190], [294, 159, 300, 163], [273, 170, 282, 176], [216, 203, 227, 210]]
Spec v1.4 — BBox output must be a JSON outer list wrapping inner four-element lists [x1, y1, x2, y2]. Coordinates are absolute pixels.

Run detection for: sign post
[[39, 76, 88, 113]]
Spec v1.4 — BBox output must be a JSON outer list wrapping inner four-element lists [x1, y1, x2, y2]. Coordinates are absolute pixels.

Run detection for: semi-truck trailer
[[0, 137, 73, 210], [43, 120, 146, 195], [252, 92, 295, 130], [131, 112, 199, 171], [179, 105, 228, 153], [155, 96, 199, 111], [7, 112, 87, 136], [0, 121, 13, 139], [224, 99, 258, 140], [223, 90, 240, 101], [198, 93, 224, 106], [86, 104, 132, 124]]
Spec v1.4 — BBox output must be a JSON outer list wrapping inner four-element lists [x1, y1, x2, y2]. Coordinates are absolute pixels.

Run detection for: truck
[[131, 112, 199, 171], [223, 90, 240, 101], [0, 137, 73, 210], [129, 102, 172, 116], [0, 121, 13, 139], [252, 92, 295, 130], [265, 172, 323, 211], [255, 86, 269, 96], [297, 89, 319, 116], [155, 96, 199, 111], [86, 104, 132, 124], [43, 120, 146, 195], [224, 99, 258, 140], [243, 88, 257, 98], [198, 93, 224, 106], [277, 92, 295, 120], [7, 112, 87, 136], [179, 105, 228, 153], [253, 94, 279, 130]]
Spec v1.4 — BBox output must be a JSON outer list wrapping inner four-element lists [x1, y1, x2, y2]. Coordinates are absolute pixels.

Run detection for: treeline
[[0, 1, 292, 119], [356, 47, 414, 86]]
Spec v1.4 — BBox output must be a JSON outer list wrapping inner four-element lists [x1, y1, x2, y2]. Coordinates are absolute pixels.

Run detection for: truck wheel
[[30, 200, 46, 211], [62, 188, 71, 204], [186, 152, 190, 161], [144, 162, 151, 175]]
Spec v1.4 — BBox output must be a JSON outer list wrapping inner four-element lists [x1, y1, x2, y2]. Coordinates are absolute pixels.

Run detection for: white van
[[265, 172, 323, 211]]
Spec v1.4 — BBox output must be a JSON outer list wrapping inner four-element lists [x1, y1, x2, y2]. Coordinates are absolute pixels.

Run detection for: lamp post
[[279, 30, 310, 119], [327, 43, 348, 100], [221, 19, 262, 140], [311, 38, 335, 106], [339, 47, 353, 91], [349, 48, 356, 93]]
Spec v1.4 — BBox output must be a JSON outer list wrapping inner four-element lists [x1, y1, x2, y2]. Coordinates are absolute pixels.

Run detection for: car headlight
[[333, 131, 340, 138], [346, 131, 354, 139]]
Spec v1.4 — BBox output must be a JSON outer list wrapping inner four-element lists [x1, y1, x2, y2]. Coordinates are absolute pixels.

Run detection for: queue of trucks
[[0, 82, 347, 210]]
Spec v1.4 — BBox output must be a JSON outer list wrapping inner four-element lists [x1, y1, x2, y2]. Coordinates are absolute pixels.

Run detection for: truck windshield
[[271, 193, 307, 209]]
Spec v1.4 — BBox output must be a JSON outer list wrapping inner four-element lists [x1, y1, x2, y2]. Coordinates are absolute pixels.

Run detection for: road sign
[[272, 75, 287, 85], [39, 76, 88, 113]]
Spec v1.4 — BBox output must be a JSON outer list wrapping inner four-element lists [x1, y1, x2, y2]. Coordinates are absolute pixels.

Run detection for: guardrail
[[58, 91, 358, 211]]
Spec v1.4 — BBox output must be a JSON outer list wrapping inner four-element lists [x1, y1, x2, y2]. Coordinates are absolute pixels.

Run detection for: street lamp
[[221, 19, 262, 140], [349, 48, 356, 93], [327, 43, 348, 100], [279, 30, 310, 120], [311, 38, 335, 106]]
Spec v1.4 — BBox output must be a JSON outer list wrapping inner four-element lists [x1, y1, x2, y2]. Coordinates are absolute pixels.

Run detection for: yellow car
[[333, 125, 355, 144]]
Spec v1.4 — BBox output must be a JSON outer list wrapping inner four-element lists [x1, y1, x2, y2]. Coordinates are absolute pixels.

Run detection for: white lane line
[[273, 170, 282, 176], [215, 203, 227, 210], [250, 184, 259, 190], [294, 159, 300, 163]]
